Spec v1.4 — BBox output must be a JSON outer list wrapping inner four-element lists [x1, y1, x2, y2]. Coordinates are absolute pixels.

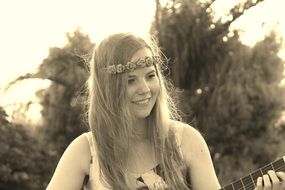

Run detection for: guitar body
[[220, 156, 285, 190]]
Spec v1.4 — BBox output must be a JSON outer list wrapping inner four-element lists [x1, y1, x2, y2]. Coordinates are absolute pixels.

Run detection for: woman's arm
[[178, 123, 285, 190], [46, 133, 91, 190], [178, 123, 221, 190]]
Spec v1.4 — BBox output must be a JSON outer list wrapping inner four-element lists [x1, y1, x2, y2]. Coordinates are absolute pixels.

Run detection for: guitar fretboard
[[220, 156, 285, 190]]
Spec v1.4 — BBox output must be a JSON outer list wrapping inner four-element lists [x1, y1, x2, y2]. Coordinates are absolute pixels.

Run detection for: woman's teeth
[[133, 98, 150, 105]]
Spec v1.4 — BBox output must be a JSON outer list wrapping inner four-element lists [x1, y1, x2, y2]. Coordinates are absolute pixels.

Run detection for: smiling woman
[[45, 32, 285, 190]]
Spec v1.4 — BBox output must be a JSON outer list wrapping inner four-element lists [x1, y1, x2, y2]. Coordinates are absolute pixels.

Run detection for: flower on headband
[[136, 59, 146, 67], [145, 56, 153, 66], [153, 56, 160, 64], [107, 65, 117, 74], [126, 61, 136, 71], [116, 64, 125, 73]]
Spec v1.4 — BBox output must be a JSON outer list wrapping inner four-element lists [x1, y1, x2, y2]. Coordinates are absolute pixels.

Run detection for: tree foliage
[[154, 0, 285, 185], [3, 29, 94, 189], [10, 29, 93, 151], [0, 106, 56, 190]]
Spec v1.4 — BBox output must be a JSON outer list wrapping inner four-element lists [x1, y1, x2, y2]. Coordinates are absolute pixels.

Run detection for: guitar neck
[[220, 156, 285, 190]]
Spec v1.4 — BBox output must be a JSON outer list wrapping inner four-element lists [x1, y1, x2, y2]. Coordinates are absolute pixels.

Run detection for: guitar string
[[222, 163, 285, 190], [224, 164, 285, 190], [240, 164, 285, 190], [237, 164, 285, 190]]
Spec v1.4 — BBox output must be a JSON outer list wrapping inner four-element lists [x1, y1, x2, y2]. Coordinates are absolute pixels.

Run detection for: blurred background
[[1, 0, 285, 189]]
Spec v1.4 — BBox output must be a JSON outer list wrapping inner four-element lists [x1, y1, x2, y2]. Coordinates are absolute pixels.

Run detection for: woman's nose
[[136, 79, 150, 94]]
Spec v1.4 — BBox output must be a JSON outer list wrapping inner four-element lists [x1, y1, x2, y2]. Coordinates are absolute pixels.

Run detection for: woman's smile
[[132, 98, 151, 105]]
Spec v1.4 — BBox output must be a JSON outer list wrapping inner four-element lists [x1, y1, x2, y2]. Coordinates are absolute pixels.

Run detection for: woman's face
[[126, 48, 160, 120]]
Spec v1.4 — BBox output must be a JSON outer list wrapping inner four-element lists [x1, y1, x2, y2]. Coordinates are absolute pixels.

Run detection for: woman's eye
[[148, 74, 156, 79], [128, 78, 135, 84]]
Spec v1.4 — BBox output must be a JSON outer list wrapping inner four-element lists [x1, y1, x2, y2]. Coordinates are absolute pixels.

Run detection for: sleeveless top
[[83, 125, 185, 190]]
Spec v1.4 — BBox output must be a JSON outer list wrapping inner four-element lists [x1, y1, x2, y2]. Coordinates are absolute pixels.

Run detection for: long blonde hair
[[87, 33, 190, 189]]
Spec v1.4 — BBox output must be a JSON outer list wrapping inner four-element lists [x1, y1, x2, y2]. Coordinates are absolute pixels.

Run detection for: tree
[[5, 29, 94, 188], [154, 0, 285, 184], [0, 106, 56, 190]]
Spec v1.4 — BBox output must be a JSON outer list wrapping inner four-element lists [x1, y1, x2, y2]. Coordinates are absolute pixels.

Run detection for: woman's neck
[[132, 118, 148, 141]]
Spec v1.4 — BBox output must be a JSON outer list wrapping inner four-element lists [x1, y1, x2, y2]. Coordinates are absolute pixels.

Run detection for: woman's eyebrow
[[128, 74, 136, 78], [147, 70, 156, 75], [128, 70, 156, 78]]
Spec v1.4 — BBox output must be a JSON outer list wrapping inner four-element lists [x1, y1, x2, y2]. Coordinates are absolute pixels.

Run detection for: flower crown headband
[[106, 56, 160, 75]]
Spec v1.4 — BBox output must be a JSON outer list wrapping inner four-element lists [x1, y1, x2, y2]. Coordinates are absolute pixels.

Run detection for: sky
[[0, 0, 156, 88], [0, 0, 285, 119]]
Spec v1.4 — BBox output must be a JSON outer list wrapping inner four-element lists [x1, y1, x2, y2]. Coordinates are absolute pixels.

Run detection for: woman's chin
[[133, 111, 151, 119]]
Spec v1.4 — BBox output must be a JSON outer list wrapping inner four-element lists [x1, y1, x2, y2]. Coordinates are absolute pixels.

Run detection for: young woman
[[46, 33, 285, 190]]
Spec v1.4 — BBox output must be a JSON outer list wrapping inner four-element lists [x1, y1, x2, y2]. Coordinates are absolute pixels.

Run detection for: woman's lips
[[132, 98, 151, 105]]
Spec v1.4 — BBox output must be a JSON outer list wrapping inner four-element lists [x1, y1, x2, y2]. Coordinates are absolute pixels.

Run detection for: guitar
[[220, 156, 285, 190]]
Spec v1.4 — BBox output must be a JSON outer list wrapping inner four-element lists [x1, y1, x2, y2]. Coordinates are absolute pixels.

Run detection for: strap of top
[[85, 132, 96, 157], [174, 124, 184, 146], [84, 132, 112, 190], [84, 132, 96, 179]]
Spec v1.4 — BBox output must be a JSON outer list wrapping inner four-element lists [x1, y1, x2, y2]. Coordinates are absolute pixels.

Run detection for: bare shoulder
[[54, 132, 91, 176], [170, 121, 221, 189], [69, 132, 91, 152], [66, 132, 91, 173], [46, 132, 92, 189], [170, 120, 209, 164], [170, 120, 202, 142]]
